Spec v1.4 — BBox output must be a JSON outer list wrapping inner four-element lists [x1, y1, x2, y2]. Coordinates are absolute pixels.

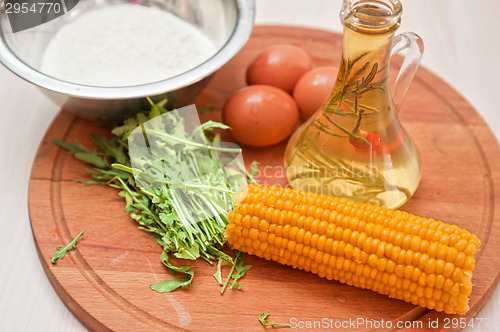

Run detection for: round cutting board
[[29, 26, 500, 331]]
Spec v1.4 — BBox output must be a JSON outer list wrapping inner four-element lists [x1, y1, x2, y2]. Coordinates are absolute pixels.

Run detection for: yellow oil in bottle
[[284, 0, 421, 209]]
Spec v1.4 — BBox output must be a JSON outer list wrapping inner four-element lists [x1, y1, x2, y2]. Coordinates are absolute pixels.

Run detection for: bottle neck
[[338, 0, 401, 81], [338, 26, 394, 88]]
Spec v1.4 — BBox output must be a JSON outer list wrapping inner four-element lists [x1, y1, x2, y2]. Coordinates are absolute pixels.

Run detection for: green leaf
[[207, 246, 234, 264], [52, 99, 249, 294], [151, 251, 194, 293], [213, 258, 230, 286], [152, 233, 166, 247], [220, 251, 251, 294], [124, 191, 133, 207], [91, 134, 128, 165], [258, 313, 291, 328], [322, 115, 370, 146], [197, 106, 216, 114], [111, 117, 138, 138], [251, 160, 259, 177], [174, 245, 200, 260], [230, 252, 252, 290], [51, 230, 84, 264], [111, 163, 135, 174], [160, 251, 194, 274], [200, 120, 231, 131], [158, 212, 175, 226], [151, 278, 190, 293], [136, 112, 150, 125], [313, 120, 349, 138], [52, 138, 88, 155], [350, 60, 370, 84], [90, 134, 115, 155], [362, 63, 378, 86], [76, 180, 106, 186], [148, 98, 168, 118], [74, 151, 110, 169]]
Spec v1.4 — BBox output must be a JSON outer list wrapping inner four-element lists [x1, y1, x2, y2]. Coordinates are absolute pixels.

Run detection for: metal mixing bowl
[[0, 0, 254, 120]]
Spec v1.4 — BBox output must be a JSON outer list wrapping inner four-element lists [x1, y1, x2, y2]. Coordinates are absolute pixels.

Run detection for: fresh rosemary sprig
[[319, 52, 388, 145]]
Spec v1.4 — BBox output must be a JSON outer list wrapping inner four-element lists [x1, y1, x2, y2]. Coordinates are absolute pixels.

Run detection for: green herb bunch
[[54, 99, 252, 292]]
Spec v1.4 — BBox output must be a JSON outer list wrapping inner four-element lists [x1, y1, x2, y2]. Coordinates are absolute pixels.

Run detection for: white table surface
[[1, 0, 499, 331]]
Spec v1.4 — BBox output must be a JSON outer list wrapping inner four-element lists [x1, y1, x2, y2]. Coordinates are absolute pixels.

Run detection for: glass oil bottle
[[285, 0, 424, 209]]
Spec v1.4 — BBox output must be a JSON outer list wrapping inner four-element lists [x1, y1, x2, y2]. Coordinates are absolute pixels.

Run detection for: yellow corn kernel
[[227, 184, 480, 315]]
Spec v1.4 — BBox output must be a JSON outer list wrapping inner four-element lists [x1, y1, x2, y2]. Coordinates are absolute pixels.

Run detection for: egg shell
[[222, 85, 300, 147], [293, 66, 338, 120], [246, 44, 313, 94]]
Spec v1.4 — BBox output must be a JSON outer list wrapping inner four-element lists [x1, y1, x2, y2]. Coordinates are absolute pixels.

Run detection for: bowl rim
[[0, 0, 255, 100]]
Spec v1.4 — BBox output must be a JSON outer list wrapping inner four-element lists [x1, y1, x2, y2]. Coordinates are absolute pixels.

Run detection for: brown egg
[[222, 85, 299, 147], [246, 44, 313, 94], [293, 66, 338, 120]]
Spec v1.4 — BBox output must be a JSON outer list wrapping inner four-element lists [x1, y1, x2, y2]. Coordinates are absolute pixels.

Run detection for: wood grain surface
[[28, 26, 500, 331]]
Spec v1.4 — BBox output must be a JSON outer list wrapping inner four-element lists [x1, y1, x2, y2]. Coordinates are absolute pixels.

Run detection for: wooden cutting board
[[29, 26, 500, 331]]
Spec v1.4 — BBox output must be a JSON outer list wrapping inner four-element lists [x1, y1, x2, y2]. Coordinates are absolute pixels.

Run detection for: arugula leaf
[[214, 258, 225, 286], [111, 118, 138, 139], [251, 160, 259, 177], [51, 230, 84, 264], [197, 106, 216, 114], [213, 258, 230, 286], [53, 139, 110, 168], [53, 99, 254, 293], [74, 151, 110, 169], [147, 97, 168, 118], [91, 134, 128, 165], [258, 313, 291, 328], [220, 251, 251, 294], [214, 260, 224, 286], [230, 253, 252, 290], [151, 251, 194, 292], [52, 139, 88, 154], [244, 159, 259, 185], [207, 246, 234, 264], [151, 278, 190, 293], [111, 100, 168, 142], [200, 120, 231, 131], [174, 245, 200, 260]]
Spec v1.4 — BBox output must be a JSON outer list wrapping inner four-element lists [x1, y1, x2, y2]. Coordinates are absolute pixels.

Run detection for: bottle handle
[[391, 32, 424, 110]]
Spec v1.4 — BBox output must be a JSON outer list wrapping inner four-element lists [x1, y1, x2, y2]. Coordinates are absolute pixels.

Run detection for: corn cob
[[226, 184, 480, 315]]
